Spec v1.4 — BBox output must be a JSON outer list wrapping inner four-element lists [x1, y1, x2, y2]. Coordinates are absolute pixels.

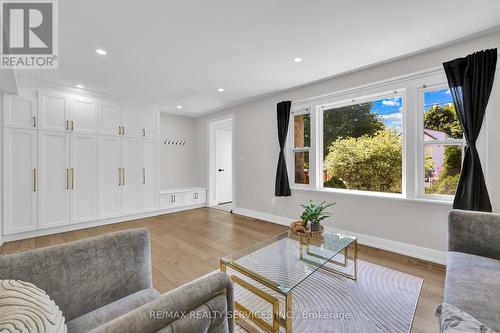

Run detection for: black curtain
[[275, 101, 292, 196], [443, 49, 497, 212]]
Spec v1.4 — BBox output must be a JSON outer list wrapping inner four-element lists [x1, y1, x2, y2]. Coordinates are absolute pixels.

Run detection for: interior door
[[215, 129, 232, 204], [142, 140, 159, 210], [142, 110, 159, 139], [123, 138, 143, 213], [122, 107, 142, 138], [70, 134, 98, 224], [70, 97, 98, 134], [3, 128, 38, 234], [3, 94, 37, 129], [38, 131, 70, 229], [100, 102, 122, 136], [98, 136, 123, 218], [37, 91, 69, 132]]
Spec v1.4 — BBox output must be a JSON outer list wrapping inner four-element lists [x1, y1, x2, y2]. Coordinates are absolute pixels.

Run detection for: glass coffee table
[[220, 230, 357, 333]]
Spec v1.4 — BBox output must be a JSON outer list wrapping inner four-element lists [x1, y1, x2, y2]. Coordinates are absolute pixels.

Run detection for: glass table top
[[221, 230, 356, 295]]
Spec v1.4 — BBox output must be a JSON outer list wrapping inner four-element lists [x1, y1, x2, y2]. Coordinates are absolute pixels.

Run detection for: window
[[422, 87, 463, 196], [287, 69, 476, 202], [321, 93, 403, 194], [292, 111, 311, 184]]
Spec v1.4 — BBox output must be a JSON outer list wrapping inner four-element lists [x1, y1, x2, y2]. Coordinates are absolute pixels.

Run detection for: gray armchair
[[444, 209, 500, 331], [0, 228, 234, 333]]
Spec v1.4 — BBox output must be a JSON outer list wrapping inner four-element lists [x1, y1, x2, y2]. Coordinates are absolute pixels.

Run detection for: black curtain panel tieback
[[275, 101, 292, 197], [443, 48, 497, 212]]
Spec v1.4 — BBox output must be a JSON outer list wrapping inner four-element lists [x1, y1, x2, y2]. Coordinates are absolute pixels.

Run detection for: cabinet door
[[184, 190, 206, 206], [38, 91, 69, 132], [123, 138, 143, 213], [122, 107, 142, 138], [70, 134, 98, 224], [159, 193, 181, 209], [38, 131, 70, 229], [142, 140, 159, 210], [3, 129, 38, 234], [100, 102, 122, 136], [70, 97, 98, 134], [98, 136, 122, 218], [3, 94, 37, 129], [142, 110, 159, 139]]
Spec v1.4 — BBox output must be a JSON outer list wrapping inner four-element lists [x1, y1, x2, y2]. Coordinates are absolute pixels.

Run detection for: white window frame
[[318, 89, 406, 197], [285, 67, 487, 204], [417, 83, 465, 201], [289, 107, 313, 188]]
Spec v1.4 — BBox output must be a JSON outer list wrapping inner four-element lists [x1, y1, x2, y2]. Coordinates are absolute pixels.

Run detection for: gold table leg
[[220, 260, 293, 332], [300, 239, 358, 280], [285, 293, 293, 333]]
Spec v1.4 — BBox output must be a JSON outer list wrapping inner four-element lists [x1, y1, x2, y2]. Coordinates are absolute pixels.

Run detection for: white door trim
[[207, 114, 235, 207]]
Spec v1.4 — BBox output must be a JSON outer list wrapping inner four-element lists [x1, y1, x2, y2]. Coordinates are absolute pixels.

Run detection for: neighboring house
[[424, 129, 449, 185]]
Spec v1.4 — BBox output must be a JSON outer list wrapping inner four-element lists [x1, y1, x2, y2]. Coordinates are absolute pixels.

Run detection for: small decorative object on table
[[291, 200, 335, 238]]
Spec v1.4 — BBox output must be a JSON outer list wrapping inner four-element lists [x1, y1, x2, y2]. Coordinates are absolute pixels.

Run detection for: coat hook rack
[[162, 139, 187, 146]]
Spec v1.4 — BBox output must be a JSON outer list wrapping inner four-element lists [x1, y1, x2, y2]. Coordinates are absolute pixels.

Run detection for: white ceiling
[[19, 0, 500, 116]]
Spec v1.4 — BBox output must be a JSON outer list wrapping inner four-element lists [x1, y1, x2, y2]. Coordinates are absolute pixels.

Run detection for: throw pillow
[[435, 303, 496, 333], [0, 280, 66, 333]]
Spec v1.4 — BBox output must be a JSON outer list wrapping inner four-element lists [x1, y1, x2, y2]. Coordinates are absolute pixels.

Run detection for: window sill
[[290, 186, 453, 206]]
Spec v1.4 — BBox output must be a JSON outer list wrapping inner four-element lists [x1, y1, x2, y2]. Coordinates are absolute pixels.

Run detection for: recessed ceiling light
[[96, 49, 107, 55], [176, 105, 182, 109], [293, 57, 302, 63], [218, 88, 224, 92], [76, 84, 84, 89]]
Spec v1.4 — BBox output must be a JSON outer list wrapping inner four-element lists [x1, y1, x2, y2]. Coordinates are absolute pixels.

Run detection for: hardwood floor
[[0, 207, 444, 332]]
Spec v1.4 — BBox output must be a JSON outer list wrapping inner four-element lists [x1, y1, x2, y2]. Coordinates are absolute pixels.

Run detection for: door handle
[[142, 167, 146, 184], [66, 120, 69, 130], [122, 168, 125, 186], [71, 168, 74, 190], [142, 128, 146, 137], [66, 168, 69, 190], [122, 126, 125, 135], [118, 126, 121, 135], [118, 167, 122, 186], [33, 116, 37, 128], [70, 121, 74, 131], [218, 169, 224, 172], [33, 169, 37, 191]]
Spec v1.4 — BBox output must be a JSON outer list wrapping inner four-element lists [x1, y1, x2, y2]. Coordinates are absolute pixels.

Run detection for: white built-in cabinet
[[98, 136, 122, 219], [70, 134, 99, 224], [122, 138, 143, 214], [3, 90, 162, 237], [3, 128, 37, 234], [37, 131, 70, 229]]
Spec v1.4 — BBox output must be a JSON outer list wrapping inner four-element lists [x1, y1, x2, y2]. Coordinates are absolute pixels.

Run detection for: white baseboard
[[3, 204, 206, 243], [233, 206, 447, 265]]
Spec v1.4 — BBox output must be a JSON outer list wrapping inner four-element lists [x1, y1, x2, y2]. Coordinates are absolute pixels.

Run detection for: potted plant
[[300, 200, 335, 232]]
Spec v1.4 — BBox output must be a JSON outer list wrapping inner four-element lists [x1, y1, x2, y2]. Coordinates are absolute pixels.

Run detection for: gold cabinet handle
[[71, 168, 75, 189], [70, 121, 74, 131], [118, 168, 122, 186], [142, 128, 146, 137], [118, 126, 121, 135], [122, 126, 125, 135], [66, 168, 69, 190], [33, 116, 37, 128], [66, 120, 69, 130], [33, 169, 37, 191], [142, 167, 145, 184], [122, 168, 125, 186]]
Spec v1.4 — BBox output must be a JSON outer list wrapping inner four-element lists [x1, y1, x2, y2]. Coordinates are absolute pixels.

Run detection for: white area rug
[[230, 259, 423, 333]]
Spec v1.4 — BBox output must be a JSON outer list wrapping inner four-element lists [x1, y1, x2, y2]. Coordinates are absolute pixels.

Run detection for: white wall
[[196, 30, 500, 261], [160, 113, 201, 189]]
